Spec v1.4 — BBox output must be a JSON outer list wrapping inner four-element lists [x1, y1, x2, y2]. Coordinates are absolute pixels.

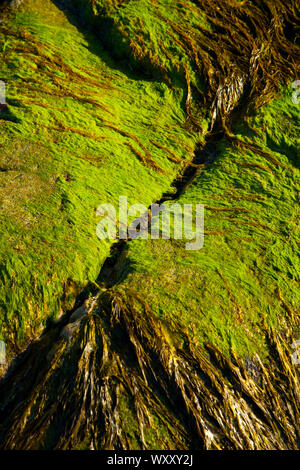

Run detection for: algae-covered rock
[[0, 0, 299, 450], [0, 0, 199, 359]]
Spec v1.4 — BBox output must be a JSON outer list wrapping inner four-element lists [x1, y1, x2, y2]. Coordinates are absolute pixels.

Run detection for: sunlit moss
[[0, 0, 199, 354]]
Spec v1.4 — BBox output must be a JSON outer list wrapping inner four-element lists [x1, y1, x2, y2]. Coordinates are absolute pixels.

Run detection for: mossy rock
[[0, 0, 299, 451]]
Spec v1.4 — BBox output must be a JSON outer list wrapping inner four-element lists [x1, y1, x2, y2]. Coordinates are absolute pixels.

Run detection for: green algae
[[75, 0, 300, 130], [111, 88, 300, 360], [0, 0, 299, 451], [0, 0, 199, 355]]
